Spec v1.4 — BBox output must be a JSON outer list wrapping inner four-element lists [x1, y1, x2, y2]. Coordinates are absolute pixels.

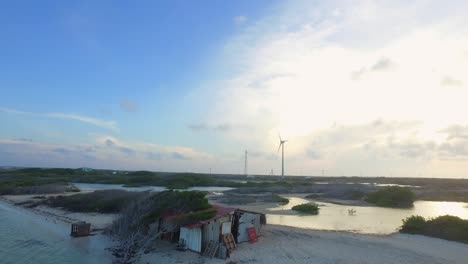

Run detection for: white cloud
[[0, 107, 118, 132], [190, 0, 468, 177], [441, 76, 464, 87], [0, 136, 213, 172]]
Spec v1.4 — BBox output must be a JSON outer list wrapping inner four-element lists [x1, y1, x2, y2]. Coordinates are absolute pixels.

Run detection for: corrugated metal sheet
[[221, 221, 231, 235], [202, 216, 231, 249], [180, 227, 202, 253], [237, 213, 261, 243]]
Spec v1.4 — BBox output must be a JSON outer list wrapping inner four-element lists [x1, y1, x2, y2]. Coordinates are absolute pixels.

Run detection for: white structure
[[277, 135, 288, 180]]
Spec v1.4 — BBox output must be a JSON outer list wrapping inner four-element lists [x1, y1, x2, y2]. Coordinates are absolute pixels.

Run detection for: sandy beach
[[140, 224, 468, 264], [2, 193, 467, 264]]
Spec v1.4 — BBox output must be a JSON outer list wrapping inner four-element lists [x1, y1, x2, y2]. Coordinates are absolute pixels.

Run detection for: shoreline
[[0, 194, 118, 230], [2, 193, 468, 264], [0, 195, 116, 263]]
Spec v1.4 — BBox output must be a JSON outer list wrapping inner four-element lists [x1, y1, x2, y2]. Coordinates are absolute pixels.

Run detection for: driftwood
[[109, 193, 191, 264]]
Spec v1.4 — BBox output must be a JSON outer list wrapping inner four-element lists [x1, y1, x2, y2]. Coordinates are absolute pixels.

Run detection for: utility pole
[[244, 150, 248, 177]]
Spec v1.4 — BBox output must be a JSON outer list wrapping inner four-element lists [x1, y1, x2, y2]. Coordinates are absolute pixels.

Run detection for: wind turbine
[[278, 134, 288, 181]]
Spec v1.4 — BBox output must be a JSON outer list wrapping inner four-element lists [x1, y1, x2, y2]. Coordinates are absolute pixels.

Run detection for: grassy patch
[[260, 194, 289, 204], [400, 215, 468, 243], [141, 191, 212, 224], [292, 203, 319, 215], [365, 186, 415, 208], [174, 209, 217, 225]]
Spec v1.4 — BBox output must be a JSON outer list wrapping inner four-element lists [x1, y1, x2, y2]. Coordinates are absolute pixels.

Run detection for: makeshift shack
[[70, 221, 91, 237], [178, 205, 235, 253], [157, 206, 266, 257]]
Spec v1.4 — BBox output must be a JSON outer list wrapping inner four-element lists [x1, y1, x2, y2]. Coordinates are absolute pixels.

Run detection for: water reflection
[[267, 197, 468, 234]]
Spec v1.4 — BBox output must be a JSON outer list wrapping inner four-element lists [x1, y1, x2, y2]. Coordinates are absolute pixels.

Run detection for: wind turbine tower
[[244, 150, 248, 177], [278, 135, 288, 181]]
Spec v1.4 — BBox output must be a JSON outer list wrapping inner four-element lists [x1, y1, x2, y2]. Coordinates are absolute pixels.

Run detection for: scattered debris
[[70, 221, 91, 237]]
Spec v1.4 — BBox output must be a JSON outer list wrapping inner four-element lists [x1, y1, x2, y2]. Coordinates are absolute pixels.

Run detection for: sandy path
[[140, 225, 467, 264]]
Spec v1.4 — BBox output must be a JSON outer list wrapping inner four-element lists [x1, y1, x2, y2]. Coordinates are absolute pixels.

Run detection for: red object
[[247, 227, 258, 243]]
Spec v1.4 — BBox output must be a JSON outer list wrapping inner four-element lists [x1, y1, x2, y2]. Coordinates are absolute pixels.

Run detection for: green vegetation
[[400, 216, 427, 234], [278, 196, 290, 205], [0, 168, 315, 195], [219, 180, 313, 188], [141, 191, 212, 224], [400, 215, 468, 243], [260, 194, 289, 204], [365, 186, 415, 208], [305, 194, 321, 199], [44, 190, 144, 213], [350, 190, 366, 200], [110, 191, 215, 262], [292, 203, 320, 215], [173, 209, 217, 225]]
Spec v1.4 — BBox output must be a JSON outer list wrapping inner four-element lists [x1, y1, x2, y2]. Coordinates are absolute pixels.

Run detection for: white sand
[[139, 225, 468, 264]]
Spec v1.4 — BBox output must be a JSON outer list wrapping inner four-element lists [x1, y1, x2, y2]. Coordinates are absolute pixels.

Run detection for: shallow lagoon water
[[0, 202, 113, 264], [267, 197, 468, 234]]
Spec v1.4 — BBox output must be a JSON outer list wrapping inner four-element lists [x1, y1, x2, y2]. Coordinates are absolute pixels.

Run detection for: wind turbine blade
[[278, 133, 282, 142], [277, 143, 282, 153]]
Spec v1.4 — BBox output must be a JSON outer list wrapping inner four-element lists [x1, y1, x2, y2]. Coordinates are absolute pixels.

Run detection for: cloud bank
[[189, 0, 468, 177]]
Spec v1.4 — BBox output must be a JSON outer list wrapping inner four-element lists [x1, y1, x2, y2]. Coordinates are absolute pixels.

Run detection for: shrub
[[425, 215, 468, 242], [400, 215, 426, 234], [350, 190, 366, 200], [305, 194, 321, 199], [278, 196, 290, 205], [292, 203, 320, 215], [141, 191, 212, 224], [366, 186, 415, 208], [261, 194, 289, 204], [400, 215, 468, 243], [44, 190, 143, 213]]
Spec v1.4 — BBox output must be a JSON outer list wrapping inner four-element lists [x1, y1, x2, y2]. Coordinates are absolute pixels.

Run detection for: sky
[[1, 0, 468, 178]]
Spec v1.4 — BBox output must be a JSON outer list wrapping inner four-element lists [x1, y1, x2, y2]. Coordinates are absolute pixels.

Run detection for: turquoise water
[[0, 202, 113, 264]]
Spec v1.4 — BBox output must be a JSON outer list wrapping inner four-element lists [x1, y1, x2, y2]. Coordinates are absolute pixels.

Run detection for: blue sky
[[1, 1, 468, 178], [1, 1, 274, 150]]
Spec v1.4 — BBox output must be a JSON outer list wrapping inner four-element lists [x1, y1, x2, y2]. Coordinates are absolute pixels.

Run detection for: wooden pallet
[[222, 233, 237, 251], [203, 240, 219, 258]]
